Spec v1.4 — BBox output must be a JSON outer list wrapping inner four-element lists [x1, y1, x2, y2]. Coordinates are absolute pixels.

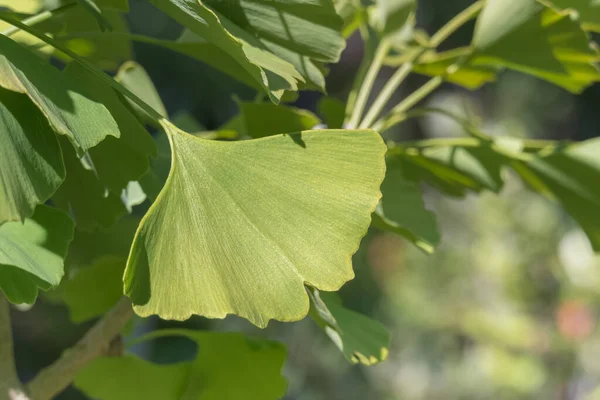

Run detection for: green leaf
[[0, 88, 65, 224], [373, 159, 439, 254], [0, 205, 74, 304], [124, 123, 386, 327], [52, 137, 126, 230], [75, 330, 287, 399], [96, 0, 129, 11], [471, 0, 600, 93], [0, 35, 119, 152], [412, 48, 499, 90], [318, 96, 346, 129], [515, 139, 600, 252], [148, 0, 345, 100], [371, 0, 415, 36], [309, 289, 390, 365], [115, 61, 167, 120], [239, 102, 321, 138], [77, 0, 114, 32], [53, 7, 132, 71], [138, 134, 171, 202], [543, 0, 600, 32], [64, 62, 157, 194], [61, 256, 126, 322]]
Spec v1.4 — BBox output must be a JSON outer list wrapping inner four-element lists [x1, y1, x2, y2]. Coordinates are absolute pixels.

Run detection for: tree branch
[[26, 297, 134, 400], [0, 294, 30, 400]]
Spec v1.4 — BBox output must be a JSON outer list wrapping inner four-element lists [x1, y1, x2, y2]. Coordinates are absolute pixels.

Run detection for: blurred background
[[6, 0, 600, 399]]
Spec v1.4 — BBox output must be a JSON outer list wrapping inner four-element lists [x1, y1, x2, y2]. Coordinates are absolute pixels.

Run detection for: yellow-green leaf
[[124, 122, 386, 327]]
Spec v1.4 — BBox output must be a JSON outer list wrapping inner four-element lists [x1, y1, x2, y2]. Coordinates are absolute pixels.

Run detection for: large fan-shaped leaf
[[471, 0, 600, 92], [0, 88, 65, 224], [124, 123, 386, 327], [0, 205, 74, 304], [309, 289, 390, 365], [0, 35, 119, 152], [75, 330, 287, 399], [148, 0, 344, 100]]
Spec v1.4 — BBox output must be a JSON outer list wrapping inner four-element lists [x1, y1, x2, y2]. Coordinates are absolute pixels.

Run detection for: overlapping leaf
[[373, 158, 439, 253], [124, 123, 386, 327], [148, 0, 345, 100], [0, 88, 64, 224], [75, 330, 287, 399], [309, 289, 390, 365], [0, 205, 74, 304], [239, 102, 321, 138], [0, 35, 119, 152], [543, 0, 600, 32], [470, 0, 600, 92]]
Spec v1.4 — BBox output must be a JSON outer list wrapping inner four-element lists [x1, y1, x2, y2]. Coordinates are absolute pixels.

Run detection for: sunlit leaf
[[115, 61, 167, 120], [543, 0, 600, 32], [309, 289, 390, 365], [373, 159, 439, 254], [0, 88, 64, 224], [148, 0, 345, 100], [0, 35, 119, 152], [124, 122, 386, 327], [0, 205, 74, 304], [75, 330, 287, 399], [471, 0, 600, 93], [239, 102, 321, 138]]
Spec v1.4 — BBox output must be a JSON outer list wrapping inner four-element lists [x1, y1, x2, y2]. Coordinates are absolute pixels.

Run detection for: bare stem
[[0, 295, 30, 400], [26, 297, 134, 400]]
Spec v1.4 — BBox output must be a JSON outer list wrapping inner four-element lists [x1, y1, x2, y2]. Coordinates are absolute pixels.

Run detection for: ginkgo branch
[[26, 297, 133, 400], [0, 295, 30, 400]]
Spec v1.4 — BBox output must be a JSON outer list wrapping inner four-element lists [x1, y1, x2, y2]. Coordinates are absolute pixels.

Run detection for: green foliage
[[309, 289, 390, 365], [75, 330, 287, 399], [2, 1, 600, 398], [124, 123, 386, 327], [0, 205, 74, 304]]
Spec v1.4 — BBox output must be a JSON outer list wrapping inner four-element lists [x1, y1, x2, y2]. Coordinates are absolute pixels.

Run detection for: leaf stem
[[2, 2, 78, 37], [372, 76, 443, 131], [0, 295, 30, 400], [358, 49, 424, 129], [26, 297, 133, 400], [346, 38, 392, 129], [391, 137, 559, 151], [0, 12, 166, 126], [428, 1, 485, 48]]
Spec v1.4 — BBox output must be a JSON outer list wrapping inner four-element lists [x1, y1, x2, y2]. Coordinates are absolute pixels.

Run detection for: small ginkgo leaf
[[543, 0, 600, 32], [115, 61, 167, 120], [124, 122, 386, 327], [309, 289, 390, 365], [0, 205, 74, 304], [0, 35, 119, 153], [239, 102, 321, 138], [0, 88, 65, 224]]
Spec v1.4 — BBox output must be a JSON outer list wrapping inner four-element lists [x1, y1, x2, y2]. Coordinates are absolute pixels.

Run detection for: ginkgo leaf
[[124, 122, 386, 327], [0, 88, 65, 224], [75, 330, 287, 399], [0, 35, 119, 153], [64, 63, 157, 194], [514, 138, 600, 252], [53, 137, 127, 230], [309, 289, 390, 365], [148, 0, 345, 100], [471, 0, 600, 93], [115, 61, 167, 120], [0, 205, 74, 304], [373, 159, 439, 254], [543, 0, 600, 32], [239, 102, 321, 138]]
